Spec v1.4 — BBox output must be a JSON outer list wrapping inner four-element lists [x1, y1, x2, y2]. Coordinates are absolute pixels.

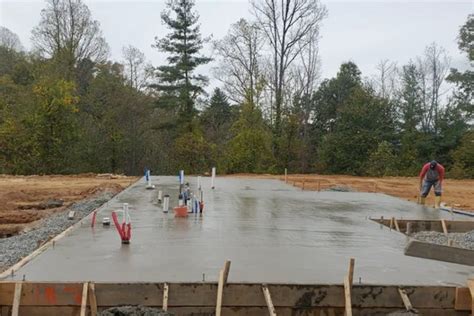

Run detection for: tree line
[[0, 0, 472, 178]]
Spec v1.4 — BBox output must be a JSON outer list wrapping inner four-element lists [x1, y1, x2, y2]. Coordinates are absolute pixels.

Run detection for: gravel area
[[0, 191, 115, 272], [411, 230, 474, 250], [99, 306, 173, 316]]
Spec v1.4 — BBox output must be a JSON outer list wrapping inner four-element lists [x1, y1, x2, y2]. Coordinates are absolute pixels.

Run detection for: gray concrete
[[8, 176, 474, 285]]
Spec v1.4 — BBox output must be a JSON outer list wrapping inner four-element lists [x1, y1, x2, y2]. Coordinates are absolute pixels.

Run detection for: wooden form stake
[[441, 219, 448, 236], [215, 270, 225, 316], [11, 282, 22, 316], [223, 260, 231, 286], [302, 179, 305, 191], [262, 284, 277, 316], [163, 283, 169, 312], [394, 218, 400, 232], [389, 217, 394, 230], [467, 279, 474, 315], [80, 282, 89, 316], [284, 168, 287, 183], [344, 258, 355, 316], [318, 180, 321, 192], [347, 258, 355, 287], [398, 288, 416, 312], [344, 276, 352, 316], [88, 282, 97, 316]]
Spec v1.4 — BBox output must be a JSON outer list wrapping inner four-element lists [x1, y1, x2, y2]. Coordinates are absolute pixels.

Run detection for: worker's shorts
[[421, 180, 442, 197]]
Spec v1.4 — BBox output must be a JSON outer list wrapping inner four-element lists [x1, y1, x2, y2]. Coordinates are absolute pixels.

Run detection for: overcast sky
[[0, 0, 472, 91]]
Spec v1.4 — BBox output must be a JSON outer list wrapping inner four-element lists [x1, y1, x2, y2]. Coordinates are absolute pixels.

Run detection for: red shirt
[[419, 163, 445, 183]]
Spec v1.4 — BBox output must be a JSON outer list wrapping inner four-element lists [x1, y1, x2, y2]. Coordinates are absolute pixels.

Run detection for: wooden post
[[80, 282, 89, 316], [88, 282, 97, 316], [163, 283, 169, 312], [398, 288, 415, 312], [394, 218, 400, 232], [344, 276, 352, 316], [215, 269, 225, 316], [441, 219, 448, 236], [11, 282, 22, 316], [467, 279, 474, 315], [302, 179, 305, 191], [389, 217, 394, 230], [373, 182, 377, 193], [347, 258, 355, 287], [318, 180, 321, 192], [262, 284, 277, 316], [284, 168, 287, 183], [223, 260, 231, 286]]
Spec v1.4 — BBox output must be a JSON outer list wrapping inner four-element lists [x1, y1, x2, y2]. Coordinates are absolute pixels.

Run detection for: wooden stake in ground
[[11, 282, 22, 316], [344, 276, 352, 316], [441, 219, 448, 236], [223, 260, 231, 286], [467, 279, 474, 315], [262, 284, 277, 316], [398, 288, 417, 313], [215, 269, 225, 316], [88, 282, 97, 316], [80, 282, 89, 316], [163, 283, 169, 312], [394, 218, 400, 232]]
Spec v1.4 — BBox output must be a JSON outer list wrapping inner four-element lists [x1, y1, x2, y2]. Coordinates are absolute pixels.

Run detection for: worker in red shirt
[[419, 160, 445, 208]]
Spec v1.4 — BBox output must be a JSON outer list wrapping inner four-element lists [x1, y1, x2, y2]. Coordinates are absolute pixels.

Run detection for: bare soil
[[227, 174, 474, 211], [0, 174, 137, 236]]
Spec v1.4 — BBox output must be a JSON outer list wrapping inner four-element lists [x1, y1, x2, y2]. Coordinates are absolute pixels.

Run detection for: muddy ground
[[228, 174, 474, 211], [0, 174, 137, 237]]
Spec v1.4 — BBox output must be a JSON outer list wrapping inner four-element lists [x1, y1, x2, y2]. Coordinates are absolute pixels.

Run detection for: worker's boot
[[419, 197, 426, 205], [435, 196, 441, 208]]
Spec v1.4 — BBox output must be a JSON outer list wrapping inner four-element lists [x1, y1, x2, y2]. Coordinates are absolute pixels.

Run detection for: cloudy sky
[[0, 0, 472, 90]]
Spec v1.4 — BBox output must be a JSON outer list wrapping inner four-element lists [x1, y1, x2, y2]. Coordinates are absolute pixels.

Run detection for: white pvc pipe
[[180, 170, 184, 185], [197, 176, 201, 190], [158, 190, 163, 202], [163, 195, 169, 213], [211, 167, 216, 189]]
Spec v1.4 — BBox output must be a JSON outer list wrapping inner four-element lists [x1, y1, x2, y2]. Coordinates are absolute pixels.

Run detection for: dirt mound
[[80, 183, 125, 196]]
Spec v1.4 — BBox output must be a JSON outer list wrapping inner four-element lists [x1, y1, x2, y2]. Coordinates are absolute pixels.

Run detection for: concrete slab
[[7, 176, 474, 285]]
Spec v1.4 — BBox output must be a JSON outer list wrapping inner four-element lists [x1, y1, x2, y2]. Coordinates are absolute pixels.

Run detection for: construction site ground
[[0, 174, 137, 237], [5, 176, 474, 286], [229, 174, 474, 211]]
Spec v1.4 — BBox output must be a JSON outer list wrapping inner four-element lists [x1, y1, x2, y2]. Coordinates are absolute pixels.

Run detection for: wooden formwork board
[[0, 282, 471, 314], [371, 218, 474, 234]]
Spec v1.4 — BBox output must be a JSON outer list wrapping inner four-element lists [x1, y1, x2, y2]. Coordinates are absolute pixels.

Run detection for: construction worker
[[419, 160, 445, 208]]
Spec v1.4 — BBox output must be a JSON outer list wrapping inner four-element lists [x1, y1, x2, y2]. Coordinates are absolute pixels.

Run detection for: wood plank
[[163, 283, 169, 312], [11, 282, 22, 316], [441, 219, 448, 236], [223, 260, 231, 286], [347, 258, 355, 287], [467, 280, 474, 315], [215, 270, 225, 316], [344, 276, 352, 316], [262, 285, 277, 316], [80, 282, 88, 316], [394, 218, 400, 232], [88, 282, 97, 316], [0, 282, 459, 309], [454, 287, 470, 311], [398, 288, 414, 311]]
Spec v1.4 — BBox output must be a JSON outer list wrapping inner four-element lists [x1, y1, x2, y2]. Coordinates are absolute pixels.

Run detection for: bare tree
[[0, 26, 23, 52], [373, 59, 398, 100], [31, 0, 109, 69], [213, 19, 264, 106], [416, 43, 450, 133], [122, 45, 152, 91], [251, 0, 327, 138]]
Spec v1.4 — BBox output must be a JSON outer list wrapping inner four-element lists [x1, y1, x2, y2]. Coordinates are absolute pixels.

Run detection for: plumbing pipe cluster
[[112, 203, 132, 244]]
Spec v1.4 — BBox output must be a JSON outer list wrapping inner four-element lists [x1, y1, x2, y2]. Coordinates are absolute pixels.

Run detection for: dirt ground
[[0, 174, 137, 237], [228, 174, 474, 211]]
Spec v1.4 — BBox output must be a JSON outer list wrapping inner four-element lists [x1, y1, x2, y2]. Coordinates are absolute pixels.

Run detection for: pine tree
[[152, 0, 211, 127]]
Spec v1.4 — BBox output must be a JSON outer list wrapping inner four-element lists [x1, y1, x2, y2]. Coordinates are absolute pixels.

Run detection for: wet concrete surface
[[9, 176, 474, 285]]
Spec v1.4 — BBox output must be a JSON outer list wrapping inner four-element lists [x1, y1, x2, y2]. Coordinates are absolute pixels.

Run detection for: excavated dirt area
[[0, 174, 136, 237], [228, 174, 474, 211]]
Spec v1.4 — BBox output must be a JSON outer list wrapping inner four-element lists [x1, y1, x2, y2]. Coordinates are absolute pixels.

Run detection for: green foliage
[[366, 141, 397, 176], [224, 99, 274, 173], [449, 131, 474, 179], [173, 127, 215, 174], [152, 0, 211, 127]]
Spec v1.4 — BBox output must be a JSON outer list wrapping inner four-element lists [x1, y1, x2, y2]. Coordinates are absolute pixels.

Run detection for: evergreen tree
[[152, 0, 211, 127], [200, 88, 233, 145]]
